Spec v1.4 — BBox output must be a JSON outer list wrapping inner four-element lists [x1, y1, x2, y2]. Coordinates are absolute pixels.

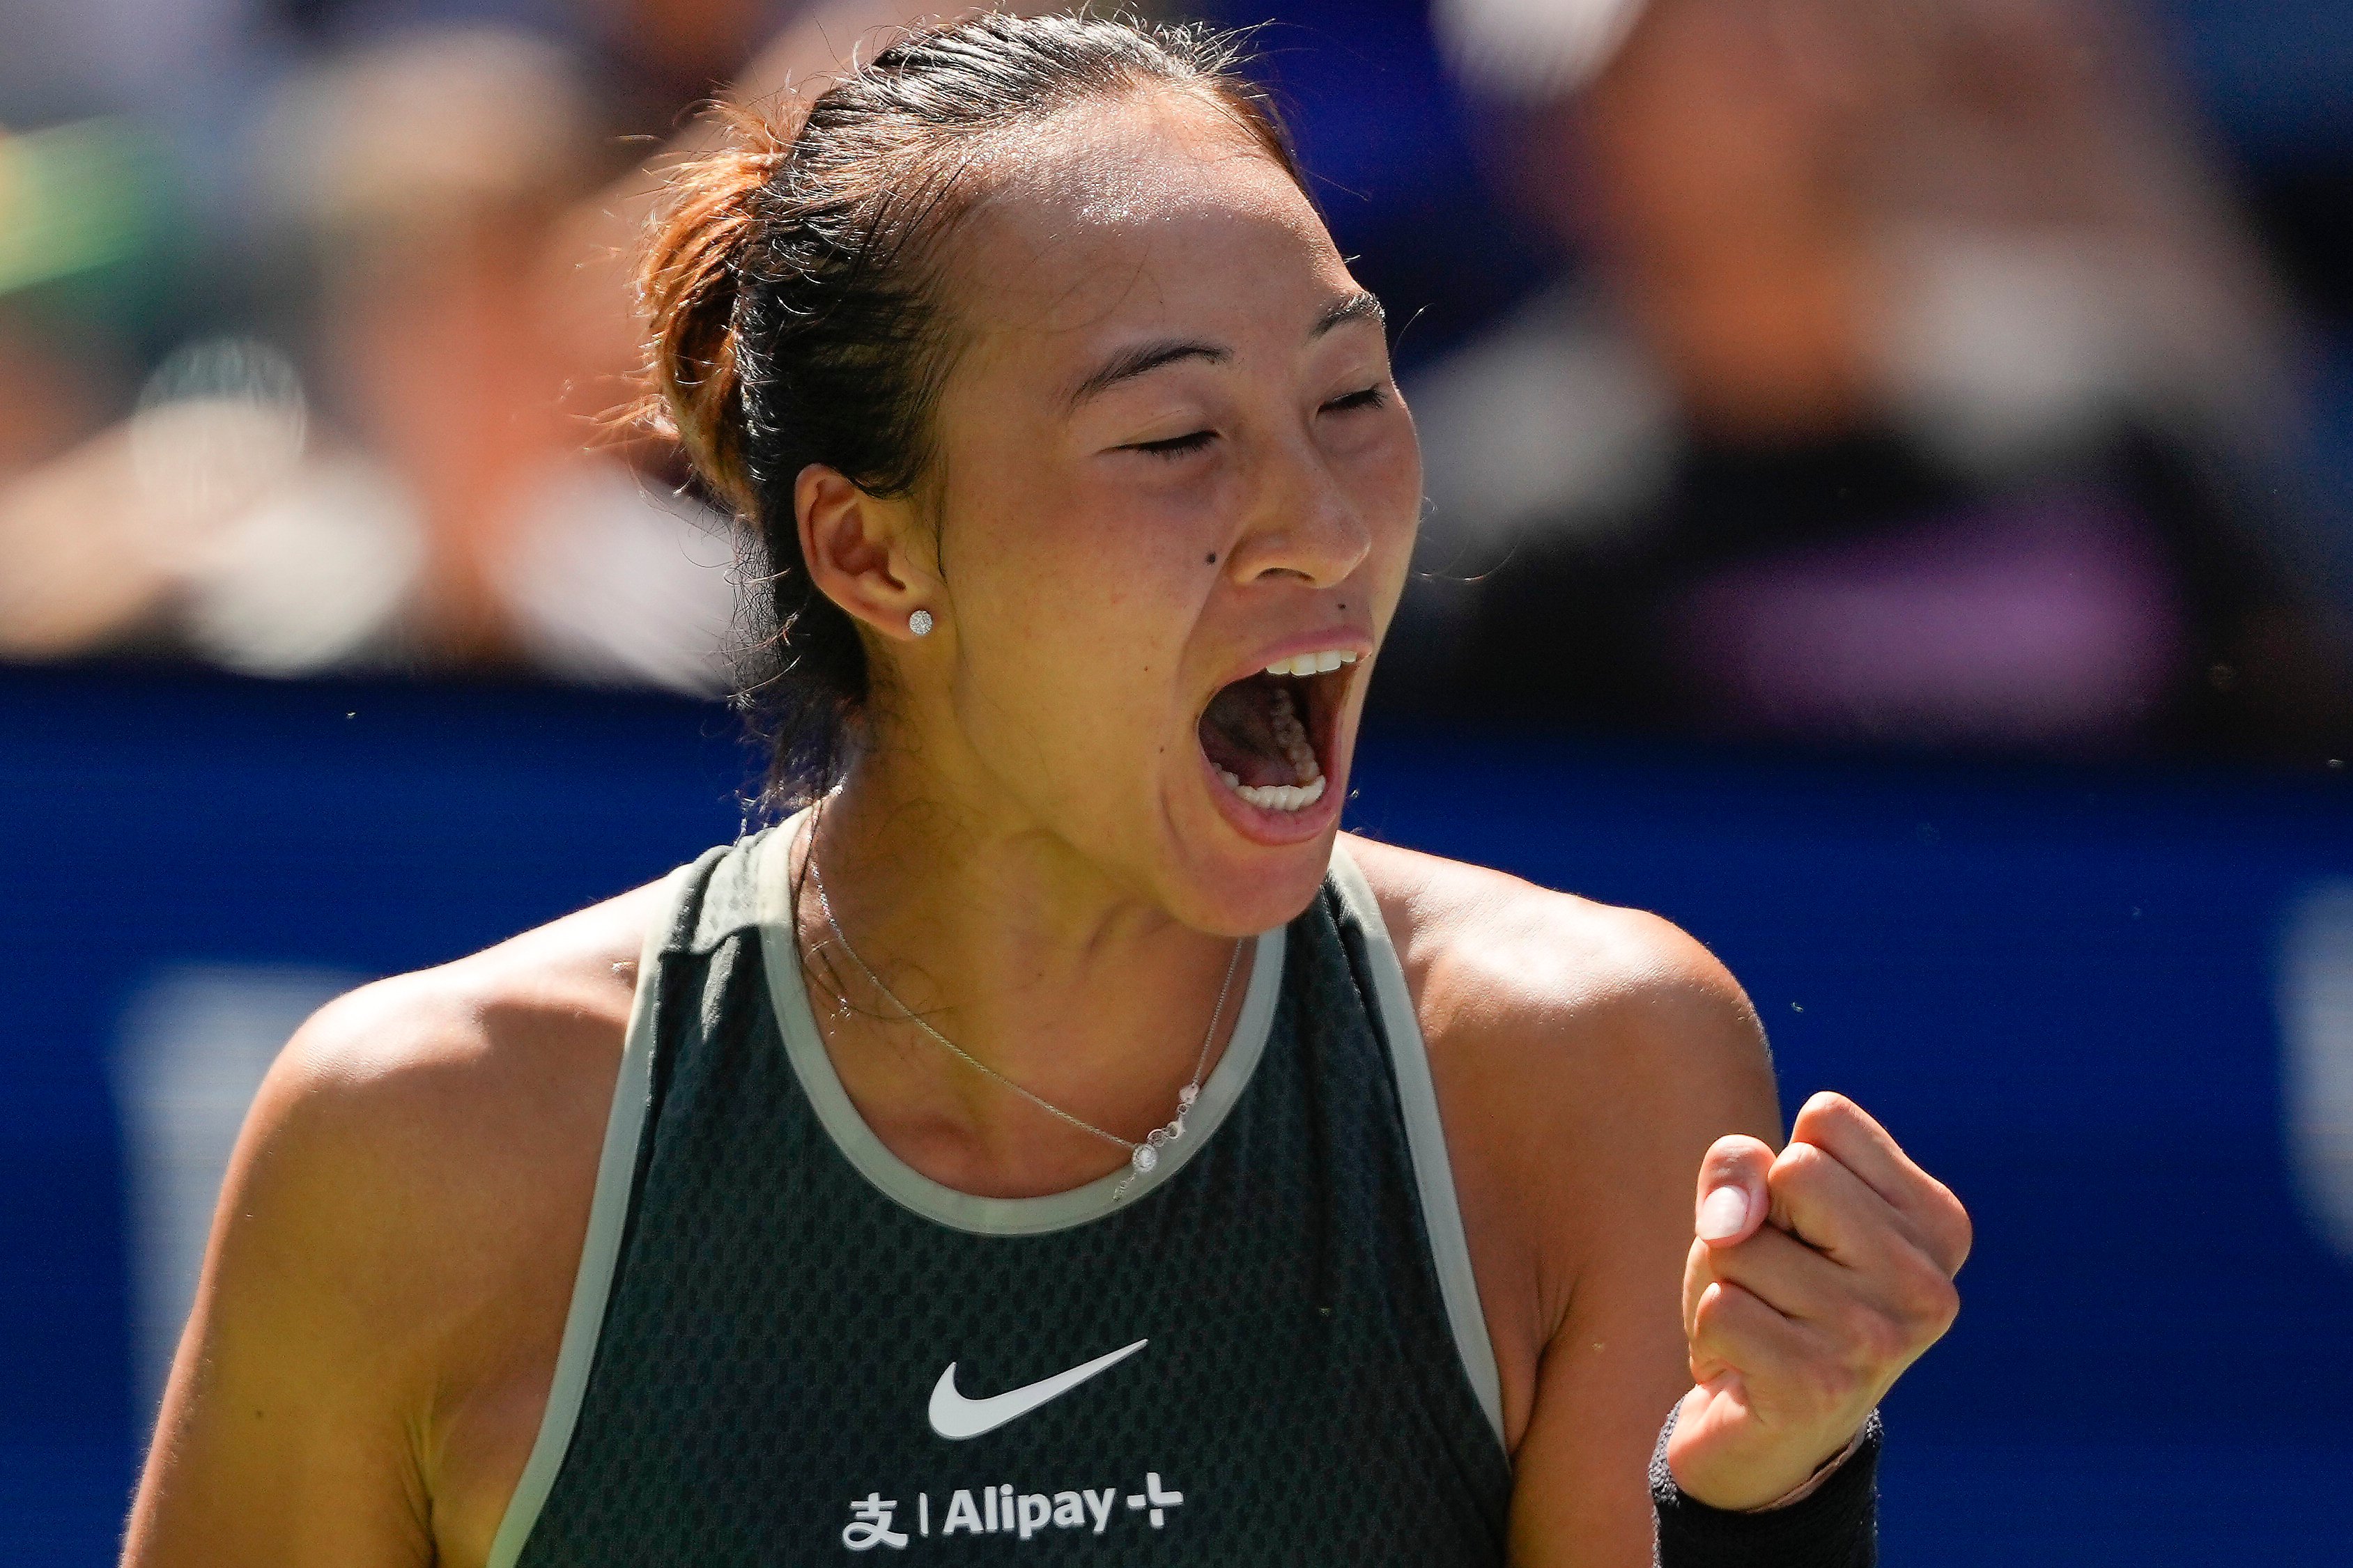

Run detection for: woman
[[123, 16, 1968, 1566]]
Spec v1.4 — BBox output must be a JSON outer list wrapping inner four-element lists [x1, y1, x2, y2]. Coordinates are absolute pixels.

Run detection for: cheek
[[1345, 421, 1424, 599], [946, 494, 1208, 746], [964, 488, 1203, 648]]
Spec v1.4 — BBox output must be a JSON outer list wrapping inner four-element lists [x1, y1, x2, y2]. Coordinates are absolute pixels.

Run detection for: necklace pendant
[[1130, 1142, 1158, 1174]]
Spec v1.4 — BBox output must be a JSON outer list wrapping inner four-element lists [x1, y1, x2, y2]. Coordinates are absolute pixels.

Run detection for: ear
[[794, 463, 936, 642]]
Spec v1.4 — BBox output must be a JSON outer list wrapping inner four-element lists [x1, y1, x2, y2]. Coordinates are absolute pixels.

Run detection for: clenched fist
[[1666, 1092, 1971, 1510]]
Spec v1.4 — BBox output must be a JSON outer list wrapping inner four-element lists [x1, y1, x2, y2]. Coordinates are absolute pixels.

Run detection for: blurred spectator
[[8, 0, 2343, 756], [1397, 0, 2353, 762], [0, 27, 737, 690], [0, 116, 179, 483], [0, 1, 1110, 693]]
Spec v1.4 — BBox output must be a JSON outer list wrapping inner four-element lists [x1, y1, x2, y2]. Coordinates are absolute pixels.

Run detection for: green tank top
[[489, 819, 1513, 1565]]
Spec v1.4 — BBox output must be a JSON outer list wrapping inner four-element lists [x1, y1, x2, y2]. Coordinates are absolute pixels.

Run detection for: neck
[[792, 750, 1253, 1198]]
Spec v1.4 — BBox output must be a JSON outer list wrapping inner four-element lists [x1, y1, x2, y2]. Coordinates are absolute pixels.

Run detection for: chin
[[1160, 746, 1357, 938], [1163, 824, 1338, 938]]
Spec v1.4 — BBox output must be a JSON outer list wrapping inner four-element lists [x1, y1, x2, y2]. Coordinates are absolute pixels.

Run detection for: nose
[[1224, 430, 1373, 591]]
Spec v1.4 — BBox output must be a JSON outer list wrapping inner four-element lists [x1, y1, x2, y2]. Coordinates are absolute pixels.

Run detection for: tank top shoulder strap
[[486, 841, 731, 1568], [1325, 839, 1507, 1449]]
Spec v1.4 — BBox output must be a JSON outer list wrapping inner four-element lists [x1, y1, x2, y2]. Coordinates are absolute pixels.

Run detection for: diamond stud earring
[[907, 609, 934, 637]]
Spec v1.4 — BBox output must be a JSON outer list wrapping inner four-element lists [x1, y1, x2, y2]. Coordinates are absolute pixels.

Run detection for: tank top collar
[[749, 816, 1289, 1236]]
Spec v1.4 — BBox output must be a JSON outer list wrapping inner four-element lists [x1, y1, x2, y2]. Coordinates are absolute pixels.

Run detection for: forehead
[[941, 89, 1350, 361]]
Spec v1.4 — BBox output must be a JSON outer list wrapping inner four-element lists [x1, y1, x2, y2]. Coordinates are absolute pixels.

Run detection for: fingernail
[[1697, 1185, 1750, 1242]]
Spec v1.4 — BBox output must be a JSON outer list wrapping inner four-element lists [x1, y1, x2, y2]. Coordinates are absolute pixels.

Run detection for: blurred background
[[3, 0, 2350, 1560]]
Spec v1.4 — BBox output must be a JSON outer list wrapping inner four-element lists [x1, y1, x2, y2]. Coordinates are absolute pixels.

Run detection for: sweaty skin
[[121, 85, 1964, 1568]]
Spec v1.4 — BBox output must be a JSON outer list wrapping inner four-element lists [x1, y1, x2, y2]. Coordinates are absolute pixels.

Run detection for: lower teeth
[[1217, 769, 1327, 813]]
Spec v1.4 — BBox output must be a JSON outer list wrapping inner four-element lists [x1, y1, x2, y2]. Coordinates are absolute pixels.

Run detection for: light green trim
[[752, 819, 1286, 1236], [484, 862, 694, 1568], [1326, 841, 1508, 1452]]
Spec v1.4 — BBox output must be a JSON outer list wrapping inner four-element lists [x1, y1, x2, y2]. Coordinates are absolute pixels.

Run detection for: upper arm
[[1349, 838, 1778, 1567], [121, 983, 465, 1568], [1498, 926, 1778, 1567]]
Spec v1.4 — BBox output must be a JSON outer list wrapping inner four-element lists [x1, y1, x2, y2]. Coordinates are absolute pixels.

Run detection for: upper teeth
[[1265, 649, 1358, 678]]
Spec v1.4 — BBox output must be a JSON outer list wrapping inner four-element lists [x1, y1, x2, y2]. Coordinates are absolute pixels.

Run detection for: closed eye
[[1126, 429, 1217, 459], [1322, 386, 1388, 415]]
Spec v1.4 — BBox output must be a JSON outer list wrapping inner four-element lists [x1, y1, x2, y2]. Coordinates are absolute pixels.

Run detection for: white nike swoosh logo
[[927, 1339, 1149, 1441]]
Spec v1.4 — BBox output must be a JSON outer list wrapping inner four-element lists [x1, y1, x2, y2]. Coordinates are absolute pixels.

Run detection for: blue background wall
[[6, 665, 2350, 1561]]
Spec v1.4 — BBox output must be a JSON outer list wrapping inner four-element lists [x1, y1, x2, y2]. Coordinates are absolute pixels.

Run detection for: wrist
[[1652, 1404, 1884, 1568], [1743, 1422, 1870, 1512], [1664, 1388, 1872, 1511]]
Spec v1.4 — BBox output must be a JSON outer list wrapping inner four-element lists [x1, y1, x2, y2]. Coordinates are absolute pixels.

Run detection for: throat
[[796, 804, 1249, 1150]]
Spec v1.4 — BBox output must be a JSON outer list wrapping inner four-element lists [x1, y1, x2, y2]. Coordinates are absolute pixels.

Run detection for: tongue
[[1200, 676, 1309, 789]]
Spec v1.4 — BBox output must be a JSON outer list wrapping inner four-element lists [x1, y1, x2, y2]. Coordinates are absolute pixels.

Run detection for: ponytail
[[640, 109, 791, 518]]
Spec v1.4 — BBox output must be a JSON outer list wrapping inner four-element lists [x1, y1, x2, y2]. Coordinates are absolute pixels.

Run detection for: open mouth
[[1196, 649, 1359, 814]]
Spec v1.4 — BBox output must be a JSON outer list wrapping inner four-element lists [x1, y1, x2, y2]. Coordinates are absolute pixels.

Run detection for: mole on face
[[1205, 552, 1218, 565]]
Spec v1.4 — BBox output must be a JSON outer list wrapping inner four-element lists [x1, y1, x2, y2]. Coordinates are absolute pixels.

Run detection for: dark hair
[[640, 13, 1306, 812]]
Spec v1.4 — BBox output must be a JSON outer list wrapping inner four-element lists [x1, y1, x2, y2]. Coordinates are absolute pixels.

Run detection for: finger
[[1765, 1137, 1915, 1271], [1746, 1143, 1966, 1367], [1687, 1280, 1882, 1488], [1687, 1277, 1821, 1389], [1706, 1220, 1853, 1324], [1694, 1134, 1775, 1249], [1710, 1215, 1957, 1377], [1789, 1092, 1972, 1273], [1769, 1114, 1976, 1288]]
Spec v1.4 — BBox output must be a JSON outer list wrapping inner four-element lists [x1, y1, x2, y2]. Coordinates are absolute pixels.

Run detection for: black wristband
[[1651, 1404, 1882, 1568]]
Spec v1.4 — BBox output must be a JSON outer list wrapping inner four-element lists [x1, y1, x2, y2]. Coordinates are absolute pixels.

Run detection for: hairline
[[874, 77, 1317, 490]]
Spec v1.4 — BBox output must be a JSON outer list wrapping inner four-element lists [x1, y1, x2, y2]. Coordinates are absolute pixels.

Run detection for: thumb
[[1694, 1134, 1775, 1248]]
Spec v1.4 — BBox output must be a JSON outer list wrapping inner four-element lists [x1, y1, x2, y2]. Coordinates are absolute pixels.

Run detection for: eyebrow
[[1065, 339, 1230, 410], [1063, 292, 1388, 411], [1313, 290, 1386, 338]]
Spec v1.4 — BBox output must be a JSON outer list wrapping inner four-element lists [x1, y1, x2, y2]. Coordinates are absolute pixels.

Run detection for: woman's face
[[894, 89, 1420, 935]]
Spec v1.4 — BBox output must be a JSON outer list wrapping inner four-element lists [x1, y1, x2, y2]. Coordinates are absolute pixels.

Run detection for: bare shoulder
[[124, 877, 670, 1567], [226, 875, 670, 1371], [1338, 835, 1778, 1351], [1341, 832, 1773, 1102], [284, 874, 664, 1112], [247, 876, 664, 1262]]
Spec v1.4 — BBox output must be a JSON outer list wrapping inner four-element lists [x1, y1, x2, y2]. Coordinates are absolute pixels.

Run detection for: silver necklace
[[801, 812, 1246, 1195]]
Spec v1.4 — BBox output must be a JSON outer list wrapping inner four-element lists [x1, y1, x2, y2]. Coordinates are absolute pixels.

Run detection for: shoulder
[[259, 877, 663, 1156], [1336, 833, 1778, 1324], [242, 877, 665, 1292], [1340, 832, 1773, 1104], [191, 877, 667, 1420], [125, 876, 677, 1560]]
